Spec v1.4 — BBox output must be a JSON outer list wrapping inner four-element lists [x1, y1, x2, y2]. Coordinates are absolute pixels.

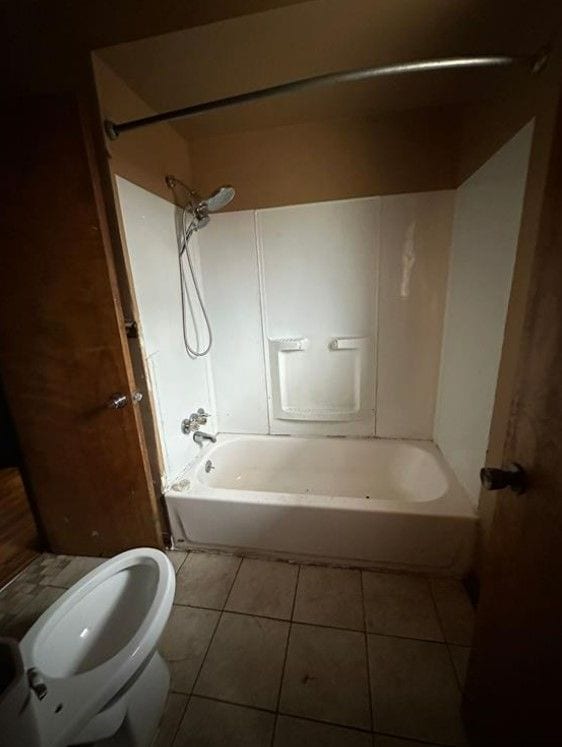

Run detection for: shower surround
[[115, 125, 532, 573], [117, 179, 453, 474]]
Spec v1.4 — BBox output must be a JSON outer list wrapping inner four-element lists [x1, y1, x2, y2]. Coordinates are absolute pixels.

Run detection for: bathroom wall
[[189, 109, 459, 212], [198, 191, 454, 439], [93, 0, 562, 215], [197, 212, 269, 435], [93, 56, 193, 202], [115, 177, 216, 482], [434, 122, 534, 505], [377, 191, 454, 438], [258, 199, 379, 436]]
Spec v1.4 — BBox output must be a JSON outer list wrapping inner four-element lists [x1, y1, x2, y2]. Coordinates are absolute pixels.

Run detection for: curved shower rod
[[104, 50, 549, 140]]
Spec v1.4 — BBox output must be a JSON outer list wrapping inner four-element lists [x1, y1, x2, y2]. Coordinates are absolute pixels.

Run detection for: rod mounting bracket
[[104, 119, 119, 140]]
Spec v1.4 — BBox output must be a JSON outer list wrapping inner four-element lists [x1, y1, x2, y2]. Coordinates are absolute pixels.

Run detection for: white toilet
[[0, 547, 175, 747]]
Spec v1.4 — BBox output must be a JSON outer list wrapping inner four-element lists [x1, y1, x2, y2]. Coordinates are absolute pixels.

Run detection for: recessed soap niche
[[268, 336, 374, 422]]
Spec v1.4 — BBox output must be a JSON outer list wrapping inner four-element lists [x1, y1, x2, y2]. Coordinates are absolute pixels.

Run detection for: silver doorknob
[[107, 393, 128, 409], [107, 391, 143, 409]]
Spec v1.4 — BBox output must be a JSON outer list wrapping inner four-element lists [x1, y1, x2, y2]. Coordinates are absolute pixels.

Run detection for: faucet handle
[[182, 408, 211, 434]]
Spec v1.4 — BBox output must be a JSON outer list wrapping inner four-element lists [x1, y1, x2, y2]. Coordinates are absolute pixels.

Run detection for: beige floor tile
[[225, 558, 298, 619], [160, 605, 220, 694], [175, 553, 241, 608], [173, 696, 275, 746], [49, 556, 105, 588], [274, 715, 372, 746], [362, 572, 443, 641], [293, 565, 364, 630], [166, 550, 188, 574], [430, 579, 474, 646], [449, 645, 471, 690], [194, 612, 289, 709], [153, 692, 188, 747], [280, 623, 371, 730], [368, 634, 466, 746]]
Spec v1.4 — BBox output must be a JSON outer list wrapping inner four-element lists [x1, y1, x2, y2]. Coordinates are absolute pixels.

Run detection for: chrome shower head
[[166, 177, 235, 226], [204, 185, 235, 213]]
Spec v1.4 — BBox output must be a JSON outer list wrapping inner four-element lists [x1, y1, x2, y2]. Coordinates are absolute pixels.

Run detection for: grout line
[[428, 579, 466, 696], [172, 601, 446, 644], [446, 642, 471, 693], [173, 550, 188, 575], [276, 707, 372, 735], [167, 693, 191, 747], [184, 693, 374, 735], [172, 692, 276, 715], [360, 570, 374, 732], [254, 209, 273, 433], [189, 557, 243, 695], [166, 691, 460, 747], [222, 555, 244, 610], [373, 728, 462, 747], [178, 545, 461, 580], [373, 196, 382, 438], [270, 564, 301, 746]]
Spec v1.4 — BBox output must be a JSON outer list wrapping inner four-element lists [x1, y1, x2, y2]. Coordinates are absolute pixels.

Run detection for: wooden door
[[0, 469, 41, 586], [0, 95, 162, 556], [463, 93, 562, 745]]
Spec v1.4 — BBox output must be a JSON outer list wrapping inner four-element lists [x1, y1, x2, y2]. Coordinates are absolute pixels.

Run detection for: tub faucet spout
[[193, 431, 217, 445]]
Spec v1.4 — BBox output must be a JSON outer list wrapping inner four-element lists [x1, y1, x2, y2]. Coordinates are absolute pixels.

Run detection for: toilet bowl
[[0, 547, 175, 747]]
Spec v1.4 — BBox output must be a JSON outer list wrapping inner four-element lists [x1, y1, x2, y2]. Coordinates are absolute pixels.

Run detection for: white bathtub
[[165, 434, 477, 574]]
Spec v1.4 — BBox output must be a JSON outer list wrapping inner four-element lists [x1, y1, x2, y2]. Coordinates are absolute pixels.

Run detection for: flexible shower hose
[[178, 206, 213, 357]]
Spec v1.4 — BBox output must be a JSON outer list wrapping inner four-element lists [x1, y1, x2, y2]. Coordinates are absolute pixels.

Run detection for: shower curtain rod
[[104, 51, 548, 140]]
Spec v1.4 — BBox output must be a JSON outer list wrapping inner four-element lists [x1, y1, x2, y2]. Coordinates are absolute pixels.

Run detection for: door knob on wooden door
[[480, 463, 527, 494], [106, 391, 143, 409]]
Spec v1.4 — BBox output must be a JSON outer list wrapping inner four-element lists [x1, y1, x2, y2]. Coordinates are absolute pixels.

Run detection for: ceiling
[[97, 0, 560, 141]]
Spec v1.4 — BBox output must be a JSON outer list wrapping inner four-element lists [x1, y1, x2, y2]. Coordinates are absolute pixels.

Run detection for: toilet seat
[[20, 548, 174, 747]]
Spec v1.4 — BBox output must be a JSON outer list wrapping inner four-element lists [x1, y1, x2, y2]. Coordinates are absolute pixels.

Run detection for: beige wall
[[95, 40, 462, 210], [189, 108, 460, 211], [93, 56, 192, 202]]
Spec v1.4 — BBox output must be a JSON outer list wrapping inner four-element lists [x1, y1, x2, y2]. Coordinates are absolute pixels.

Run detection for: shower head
[[166, 176, 235, 226], [204, 185, 235, 213]]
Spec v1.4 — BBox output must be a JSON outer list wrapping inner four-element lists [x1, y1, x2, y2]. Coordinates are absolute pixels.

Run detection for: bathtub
[[165, 434, 477, 575]]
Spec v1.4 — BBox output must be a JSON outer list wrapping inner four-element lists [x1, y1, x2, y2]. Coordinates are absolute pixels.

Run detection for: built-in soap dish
[[268, 335, 373, 422]]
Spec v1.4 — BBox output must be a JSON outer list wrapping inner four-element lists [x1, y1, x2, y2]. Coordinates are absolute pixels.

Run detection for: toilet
[[0, 547, 175, 747]]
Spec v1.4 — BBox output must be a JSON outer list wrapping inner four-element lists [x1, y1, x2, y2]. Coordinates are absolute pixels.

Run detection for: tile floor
[[0, 550, 475, 747]]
